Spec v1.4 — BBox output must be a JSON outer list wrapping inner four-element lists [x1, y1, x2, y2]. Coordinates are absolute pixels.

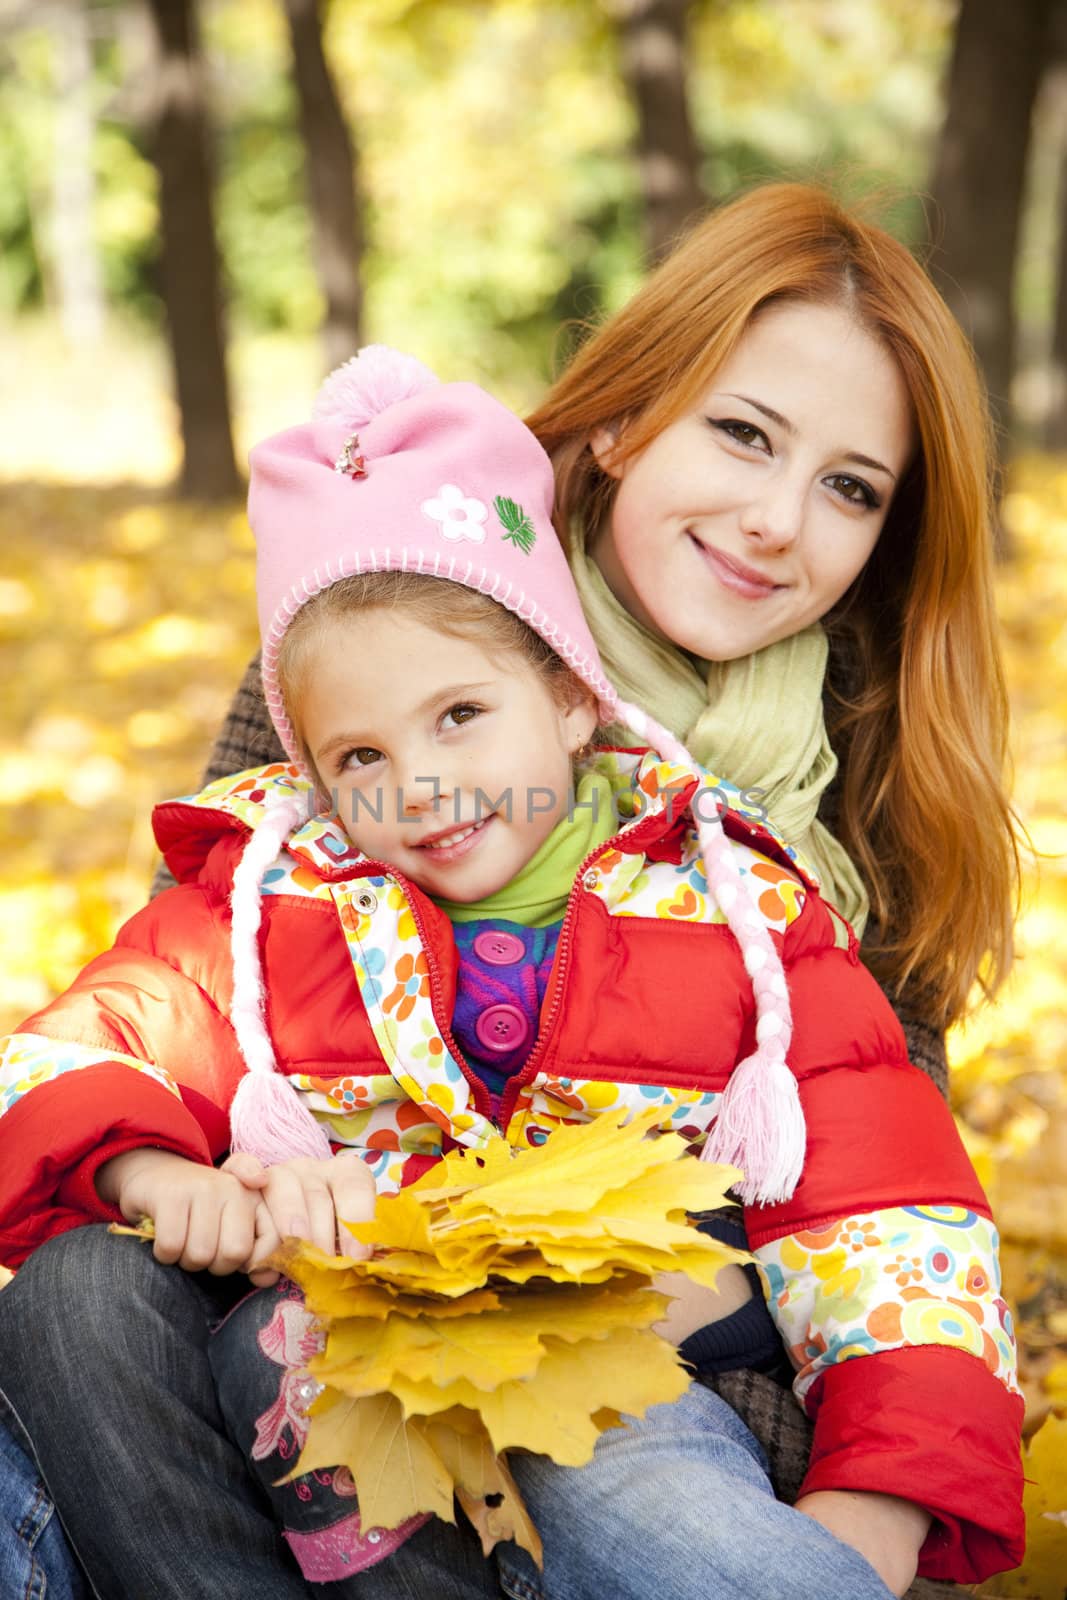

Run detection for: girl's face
[[590, 300, 915, 661], [296, 610, 597, 902]]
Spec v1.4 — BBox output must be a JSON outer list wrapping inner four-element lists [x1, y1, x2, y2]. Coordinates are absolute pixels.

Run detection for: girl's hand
[[794, 1488, 931, 1597], [96, 1148, 262, 1276], [221, 1149, 377, 1287]]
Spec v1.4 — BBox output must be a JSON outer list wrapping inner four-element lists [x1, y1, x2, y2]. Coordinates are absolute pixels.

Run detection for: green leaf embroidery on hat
[[493, 494, 536, 553]]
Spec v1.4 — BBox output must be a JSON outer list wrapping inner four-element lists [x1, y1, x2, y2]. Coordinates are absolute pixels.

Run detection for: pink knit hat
[[250, 346, 616, 765], [229, 347, 804, 1206]]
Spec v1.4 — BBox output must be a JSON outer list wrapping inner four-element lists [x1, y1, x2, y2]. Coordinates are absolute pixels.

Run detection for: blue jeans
[[212, 1283, 897, 1600], [0, 1395, 85, 1600], [0, 1229, 897, 1600], [498, 1385, 897, 1600], [0, 1228, 494, 1600]]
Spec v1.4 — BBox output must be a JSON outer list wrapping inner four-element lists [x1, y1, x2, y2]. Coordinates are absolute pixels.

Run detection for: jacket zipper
[[496, 808, 671, 1130], [322, 775, 695, 1136]]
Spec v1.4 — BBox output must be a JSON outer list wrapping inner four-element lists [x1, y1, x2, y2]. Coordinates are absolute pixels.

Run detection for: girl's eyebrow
[[718, 391, 897, 482], [417, 679, 496, 714], [314, 681, 497, 762]]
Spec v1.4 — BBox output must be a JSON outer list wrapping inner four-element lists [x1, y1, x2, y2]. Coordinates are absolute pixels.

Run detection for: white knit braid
[[228, 793, 334, 1166]]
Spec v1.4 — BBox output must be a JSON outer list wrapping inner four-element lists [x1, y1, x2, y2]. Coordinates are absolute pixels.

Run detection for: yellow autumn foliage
[[275, 1108, 743, 1561]]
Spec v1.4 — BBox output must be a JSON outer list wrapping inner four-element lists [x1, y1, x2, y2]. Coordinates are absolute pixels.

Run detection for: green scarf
[[569, 541, 869, 934], [433, 770, 618, 928]]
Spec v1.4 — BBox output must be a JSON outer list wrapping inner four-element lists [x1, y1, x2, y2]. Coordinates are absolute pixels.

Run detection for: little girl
[[0, 349, 1021, 1600]]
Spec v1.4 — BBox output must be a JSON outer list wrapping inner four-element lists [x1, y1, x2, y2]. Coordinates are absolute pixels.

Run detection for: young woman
[[186, 184, 1017, 1556]]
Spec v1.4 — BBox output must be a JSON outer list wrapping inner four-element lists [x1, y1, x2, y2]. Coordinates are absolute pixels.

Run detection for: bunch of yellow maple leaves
[[273, 1108, 742, 1564]]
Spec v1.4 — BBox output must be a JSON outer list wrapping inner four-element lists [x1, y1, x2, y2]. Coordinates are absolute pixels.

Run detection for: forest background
[[1, 1, 1066, 1592]]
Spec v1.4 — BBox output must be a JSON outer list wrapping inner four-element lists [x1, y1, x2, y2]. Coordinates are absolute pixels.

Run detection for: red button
[[472, 930, 525, 966], [474, 1004, 531, 1055]]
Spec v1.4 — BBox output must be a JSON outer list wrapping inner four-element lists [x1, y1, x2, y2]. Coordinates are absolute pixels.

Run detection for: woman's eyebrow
[[720, 392, 897, 480]]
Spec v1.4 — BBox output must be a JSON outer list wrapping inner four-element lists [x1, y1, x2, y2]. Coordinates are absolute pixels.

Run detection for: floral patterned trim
[[505, 1074, 721, 1152], [582, 835, 806, 934], [756, 1204, 1018, 1402], [0, 1033, 183, 1117], [327, 877, 499, 1156]]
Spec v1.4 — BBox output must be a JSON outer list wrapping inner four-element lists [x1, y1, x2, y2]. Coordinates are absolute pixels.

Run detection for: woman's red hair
[[526, 182, 1017, 1027]]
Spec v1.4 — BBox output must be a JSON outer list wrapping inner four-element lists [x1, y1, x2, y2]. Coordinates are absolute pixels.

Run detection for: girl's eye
[[826, 474, 879, 510], [442, 703, 482, 730], [344, 747, 383, 770], [708, 418, 770, 452]]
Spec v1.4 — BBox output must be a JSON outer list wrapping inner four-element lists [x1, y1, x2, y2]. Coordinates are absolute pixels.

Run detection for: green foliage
[[0, 0, 958, 365]]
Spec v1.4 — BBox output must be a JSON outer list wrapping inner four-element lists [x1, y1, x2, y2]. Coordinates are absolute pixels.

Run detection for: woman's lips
[[688, 533, 786, 599]]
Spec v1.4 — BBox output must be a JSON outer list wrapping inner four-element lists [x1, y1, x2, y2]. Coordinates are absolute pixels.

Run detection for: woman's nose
[[739, 478, 805, 551]]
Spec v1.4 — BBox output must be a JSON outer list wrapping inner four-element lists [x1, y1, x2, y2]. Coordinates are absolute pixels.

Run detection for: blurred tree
[[282, 0, 364, 370], [1049, 131, 1067, 449], [610, 0, 705, 262], [48, 0, 104, 344], [1044, 13, 1067, 451], [928, 0, 1053, 445], [143, 0, 239, 499]]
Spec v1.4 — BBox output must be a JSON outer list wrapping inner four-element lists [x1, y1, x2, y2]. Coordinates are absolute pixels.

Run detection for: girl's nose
[[396, 772, 441, 818]]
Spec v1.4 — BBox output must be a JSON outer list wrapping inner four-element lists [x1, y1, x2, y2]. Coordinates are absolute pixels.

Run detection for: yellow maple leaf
[[978, 1414, 1067, 1600], [293, 1390, 455, 1527], [418, 1108, 730, 1220], [419, 1408, 544, 1566], [314, 1279, 667, 1397]]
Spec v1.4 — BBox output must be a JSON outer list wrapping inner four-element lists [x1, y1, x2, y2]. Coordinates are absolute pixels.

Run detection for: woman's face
[[590, 300, 915, 661]]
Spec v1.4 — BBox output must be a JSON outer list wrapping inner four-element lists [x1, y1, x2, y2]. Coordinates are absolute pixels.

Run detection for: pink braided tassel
[[614, 699, 805, 1204]]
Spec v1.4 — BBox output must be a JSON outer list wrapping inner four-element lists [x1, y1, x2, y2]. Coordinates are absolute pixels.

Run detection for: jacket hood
[[151, 751, 820, 897]]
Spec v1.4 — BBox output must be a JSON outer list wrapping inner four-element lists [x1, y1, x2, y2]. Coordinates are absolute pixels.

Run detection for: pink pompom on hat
[[228, 346, 804, 1206]]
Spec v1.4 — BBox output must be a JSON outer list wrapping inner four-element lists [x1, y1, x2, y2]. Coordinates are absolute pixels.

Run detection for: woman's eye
[[709, 418, 769, 451], [442, 703, 482, 730], [826, 474, 878, 510]]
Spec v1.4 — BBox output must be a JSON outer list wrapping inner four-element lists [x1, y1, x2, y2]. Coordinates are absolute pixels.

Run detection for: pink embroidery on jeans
[[283, 1509, 430, 1580], [251, 1299, 326, 1462]]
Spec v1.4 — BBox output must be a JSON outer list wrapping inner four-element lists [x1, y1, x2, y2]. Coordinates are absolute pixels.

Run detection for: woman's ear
[[589, 424, 624, 480]]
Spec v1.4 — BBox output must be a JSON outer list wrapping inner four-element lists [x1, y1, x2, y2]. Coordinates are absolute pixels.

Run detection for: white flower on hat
[[421, 483, 488, 543]]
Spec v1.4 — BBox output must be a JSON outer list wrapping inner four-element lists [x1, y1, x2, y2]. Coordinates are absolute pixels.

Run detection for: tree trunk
[[928, 0, 1052, 445], [282, 0, 364, 372], [613, 0, 705, 264], [143, 0, 240, 500], [49, 0, 104, 345], [1045, 53, 1067, 449]]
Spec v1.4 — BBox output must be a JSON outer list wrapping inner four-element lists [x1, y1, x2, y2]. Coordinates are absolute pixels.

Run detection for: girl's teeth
[[425, 823, 477, 849]]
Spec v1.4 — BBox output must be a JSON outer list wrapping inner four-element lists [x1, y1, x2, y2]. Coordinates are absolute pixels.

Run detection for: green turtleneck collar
[[432, 770, 617, 927]]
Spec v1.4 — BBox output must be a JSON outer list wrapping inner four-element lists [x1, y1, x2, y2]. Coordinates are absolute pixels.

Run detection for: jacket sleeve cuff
[[799, 1346, 1024, 1584], [1, 1065, 214, 1266]]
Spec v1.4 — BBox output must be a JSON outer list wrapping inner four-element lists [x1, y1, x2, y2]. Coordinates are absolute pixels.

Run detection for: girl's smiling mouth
[[414, 813, 496, 861], [686, 532, 788, 599]]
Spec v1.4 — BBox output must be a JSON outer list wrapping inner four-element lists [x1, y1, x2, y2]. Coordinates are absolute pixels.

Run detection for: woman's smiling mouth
[[687, 532, 788, 599]]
